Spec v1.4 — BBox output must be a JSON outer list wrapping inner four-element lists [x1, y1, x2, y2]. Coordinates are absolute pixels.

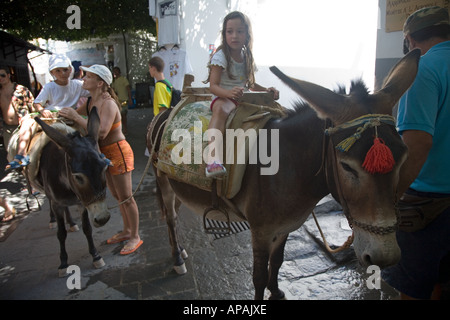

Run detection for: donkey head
[[271, 49, 421, 267], [35, 107, 110, 227]]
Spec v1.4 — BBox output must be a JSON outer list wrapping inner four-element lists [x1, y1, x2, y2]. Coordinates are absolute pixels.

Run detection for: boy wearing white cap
[[7, 54, 89, 169], [34, 54, 89, 116]]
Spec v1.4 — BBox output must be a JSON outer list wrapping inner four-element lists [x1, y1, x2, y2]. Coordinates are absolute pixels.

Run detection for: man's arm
[[397, 130, 433, 195]]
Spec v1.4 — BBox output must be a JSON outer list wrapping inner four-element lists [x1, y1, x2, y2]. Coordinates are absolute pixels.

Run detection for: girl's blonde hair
[[205, 11, 256, 88]]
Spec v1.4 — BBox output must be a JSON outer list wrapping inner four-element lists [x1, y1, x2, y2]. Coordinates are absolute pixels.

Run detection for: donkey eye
[[340, 162, 359, 178], [72, 173, 85, 185]]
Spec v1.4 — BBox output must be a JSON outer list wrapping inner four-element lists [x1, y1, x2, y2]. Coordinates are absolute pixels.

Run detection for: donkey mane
[[66, 131, 97, 148], [286, 78, 371, 117]]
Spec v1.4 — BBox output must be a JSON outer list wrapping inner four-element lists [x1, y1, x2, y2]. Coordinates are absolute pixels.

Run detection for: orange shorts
[[100, 140, 134, 176]]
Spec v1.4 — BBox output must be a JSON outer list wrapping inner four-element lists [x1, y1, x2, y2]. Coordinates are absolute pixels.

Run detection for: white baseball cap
[[49, 54, 72, 71], [80, 65, 113, 85]]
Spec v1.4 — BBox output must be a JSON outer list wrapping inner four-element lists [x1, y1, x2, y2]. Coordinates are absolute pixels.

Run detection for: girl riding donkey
[[204, 11, 280, 177]]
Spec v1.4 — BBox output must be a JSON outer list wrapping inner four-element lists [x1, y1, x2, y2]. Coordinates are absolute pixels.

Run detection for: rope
[[311, 210, 354, 254], [107, 154, 153, 209]]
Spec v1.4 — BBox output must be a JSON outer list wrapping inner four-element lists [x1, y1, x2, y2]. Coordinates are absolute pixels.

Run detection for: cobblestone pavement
[[0, 108, 402, 301]]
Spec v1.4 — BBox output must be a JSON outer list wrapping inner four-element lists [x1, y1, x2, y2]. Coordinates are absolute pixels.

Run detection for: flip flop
[[106, 235, 130, 244], [2, 208, 16, 222], [120, 240, 143, 255]]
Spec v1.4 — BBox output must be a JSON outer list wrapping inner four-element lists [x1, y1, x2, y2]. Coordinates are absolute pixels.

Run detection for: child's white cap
[[49, 54, 72, 72]]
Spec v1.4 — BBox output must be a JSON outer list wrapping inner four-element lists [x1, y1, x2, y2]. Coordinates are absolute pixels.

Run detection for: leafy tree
[[1, 0, 156, 41]]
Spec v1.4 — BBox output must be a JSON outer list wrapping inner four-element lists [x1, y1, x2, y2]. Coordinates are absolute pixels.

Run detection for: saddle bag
[[397, 190, 450, 232]]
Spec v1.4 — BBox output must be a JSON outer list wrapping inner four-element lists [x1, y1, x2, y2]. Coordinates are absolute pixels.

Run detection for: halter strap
[[325, 114, 396, 152], [325, 114, 396, 135]]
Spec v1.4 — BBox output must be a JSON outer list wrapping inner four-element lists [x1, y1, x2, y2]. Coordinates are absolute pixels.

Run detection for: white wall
[[178, 0, 379, 108], [374, 0, 406, 90], [180, 0, 257, 87], [377, 0, 404, 59], [181, 0, 227, 87]]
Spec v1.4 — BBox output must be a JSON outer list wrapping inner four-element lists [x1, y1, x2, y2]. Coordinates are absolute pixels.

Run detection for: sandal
[[106, 234, 131, 244], [120, 240, 143, 255], [6, 155, 30, 170], [2, 208, 16, 222], [205, 162, 227, 178]]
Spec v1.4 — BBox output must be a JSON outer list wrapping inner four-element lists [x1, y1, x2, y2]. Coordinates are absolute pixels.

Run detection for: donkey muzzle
[[86, 200, 111, 227]]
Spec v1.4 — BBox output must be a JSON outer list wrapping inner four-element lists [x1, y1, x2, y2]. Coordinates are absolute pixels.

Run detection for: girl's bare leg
[[206, 98, 236, 174]]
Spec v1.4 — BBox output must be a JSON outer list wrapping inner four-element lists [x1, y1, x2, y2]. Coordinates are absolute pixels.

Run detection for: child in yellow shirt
[[149, 56, 172, 116]]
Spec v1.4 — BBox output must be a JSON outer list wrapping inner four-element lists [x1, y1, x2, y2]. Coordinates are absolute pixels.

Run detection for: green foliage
[[1, 0, 156, 41]]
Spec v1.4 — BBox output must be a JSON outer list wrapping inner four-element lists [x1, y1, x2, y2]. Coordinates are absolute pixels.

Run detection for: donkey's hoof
[[49, 222, 57, 229], [173, 263, 187, 275], [181, 249, 188, 260], [269, 289, 286, 300], [93, 258, 105, 269], [68, 224, 79, 232], [58, 268, 68, 278]]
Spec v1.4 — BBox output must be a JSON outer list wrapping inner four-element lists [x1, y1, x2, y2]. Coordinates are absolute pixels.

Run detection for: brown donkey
[[147, 49, 421, 300]]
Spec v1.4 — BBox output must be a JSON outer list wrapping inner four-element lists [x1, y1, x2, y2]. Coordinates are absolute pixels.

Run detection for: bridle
[[321, 114, 399, 235]]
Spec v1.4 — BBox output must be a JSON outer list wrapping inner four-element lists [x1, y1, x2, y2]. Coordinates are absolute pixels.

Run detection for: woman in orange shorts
[[59, 65, 142, 255]]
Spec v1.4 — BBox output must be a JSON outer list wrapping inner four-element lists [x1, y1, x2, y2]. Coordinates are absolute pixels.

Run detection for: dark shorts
[[381, 200, 450, 299], [100, 140, 134, 176]]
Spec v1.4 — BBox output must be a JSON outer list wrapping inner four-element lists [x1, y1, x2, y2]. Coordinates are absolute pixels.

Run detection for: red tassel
[[362, 138, 395, 174]]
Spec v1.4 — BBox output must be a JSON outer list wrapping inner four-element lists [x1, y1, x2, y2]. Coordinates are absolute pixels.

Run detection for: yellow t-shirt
[[153, 81, 172, 116]]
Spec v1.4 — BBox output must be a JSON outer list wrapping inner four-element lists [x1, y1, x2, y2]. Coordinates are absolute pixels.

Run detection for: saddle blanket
[[156, 100, 285, 199]]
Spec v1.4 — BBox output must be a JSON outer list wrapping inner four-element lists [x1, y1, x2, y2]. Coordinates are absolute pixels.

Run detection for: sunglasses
[[0, 74, 7, 78]]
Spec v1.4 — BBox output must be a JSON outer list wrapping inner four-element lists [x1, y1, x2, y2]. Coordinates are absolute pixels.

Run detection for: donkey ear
[[371, 48, 421, 114], [270, 66, 349, 121], [87, 106, 101, 142], [35, 117, 72, 151]]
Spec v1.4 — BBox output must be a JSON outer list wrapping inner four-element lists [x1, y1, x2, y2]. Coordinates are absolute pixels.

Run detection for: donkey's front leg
[[65, 207, 79, 232], [49, 199, 57, 229], [81, 208, 105, 269], [267, 234, 288, 300], [54, 206, 69, 277], [251, 232, 271, 300]]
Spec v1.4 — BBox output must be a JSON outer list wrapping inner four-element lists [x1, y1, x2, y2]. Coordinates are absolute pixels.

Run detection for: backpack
[[157, 80, 182, 107]]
